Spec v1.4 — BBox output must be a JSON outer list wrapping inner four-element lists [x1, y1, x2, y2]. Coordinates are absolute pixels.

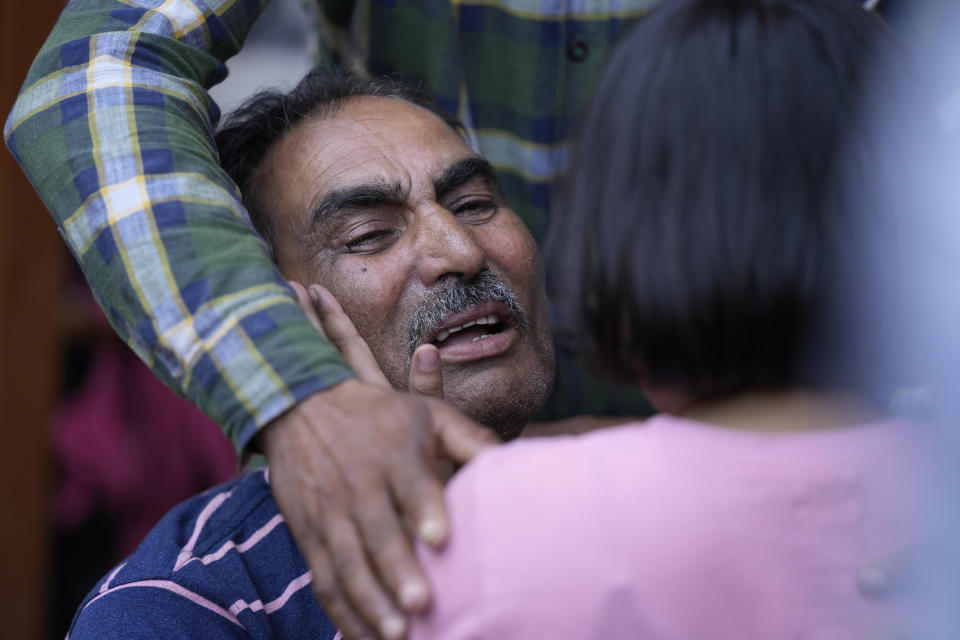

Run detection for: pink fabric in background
[[54, 337, 236, 556]]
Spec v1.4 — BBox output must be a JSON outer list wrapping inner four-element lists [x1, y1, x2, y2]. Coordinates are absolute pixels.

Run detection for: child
[[410, 1, 926, 638]]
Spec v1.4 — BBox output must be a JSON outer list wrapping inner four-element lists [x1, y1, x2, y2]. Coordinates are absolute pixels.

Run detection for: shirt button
[[567, 40, 589, 62]]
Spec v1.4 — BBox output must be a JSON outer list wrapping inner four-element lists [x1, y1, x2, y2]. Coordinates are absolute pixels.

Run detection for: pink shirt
[[410, 415, 925, 640]]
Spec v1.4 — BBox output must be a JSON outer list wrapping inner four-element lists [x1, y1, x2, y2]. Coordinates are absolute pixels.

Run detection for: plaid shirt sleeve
[[4, 0, 354, 454]]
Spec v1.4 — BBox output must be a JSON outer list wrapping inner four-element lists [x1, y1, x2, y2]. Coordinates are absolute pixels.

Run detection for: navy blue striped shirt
[[68, 470, 338, 639]]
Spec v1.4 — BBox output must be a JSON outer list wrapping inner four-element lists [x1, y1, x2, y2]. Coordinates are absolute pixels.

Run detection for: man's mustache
[[406, 266, 528, 360]]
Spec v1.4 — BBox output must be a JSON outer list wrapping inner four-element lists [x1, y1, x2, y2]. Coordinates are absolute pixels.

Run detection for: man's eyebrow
[[310, 180, 406, 230], [433, 156, 499, 202]]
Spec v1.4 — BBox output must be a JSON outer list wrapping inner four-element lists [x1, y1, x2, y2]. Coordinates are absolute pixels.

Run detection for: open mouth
[[432, 313, 509, 347], [423, 302, 517, 357]]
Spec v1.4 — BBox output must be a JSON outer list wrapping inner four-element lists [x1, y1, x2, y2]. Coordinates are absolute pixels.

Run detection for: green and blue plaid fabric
[[314, 0, 658, 238], [6, 0, 357, 454], [5, 0, 656, 452]]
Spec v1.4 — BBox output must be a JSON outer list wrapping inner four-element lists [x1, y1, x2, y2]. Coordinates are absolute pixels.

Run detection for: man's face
[[256, 96, 555, 437]]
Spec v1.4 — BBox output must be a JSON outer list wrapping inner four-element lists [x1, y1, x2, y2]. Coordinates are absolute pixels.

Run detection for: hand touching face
[[257, 96, 555, 438]]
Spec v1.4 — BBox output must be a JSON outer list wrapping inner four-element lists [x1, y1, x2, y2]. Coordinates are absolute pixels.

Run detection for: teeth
[[435, 315, 502, 344], [472, 334, 492, 342]]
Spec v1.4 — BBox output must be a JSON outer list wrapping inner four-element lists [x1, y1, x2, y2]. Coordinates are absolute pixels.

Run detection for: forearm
[[5, 0, 353, 451]]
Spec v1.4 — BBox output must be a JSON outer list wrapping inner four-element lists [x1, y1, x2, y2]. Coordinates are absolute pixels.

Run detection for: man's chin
[[443, 368, 553, 441]]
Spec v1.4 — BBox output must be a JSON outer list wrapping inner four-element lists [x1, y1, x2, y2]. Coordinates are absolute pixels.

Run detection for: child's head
[[549, 0, 903, 405]]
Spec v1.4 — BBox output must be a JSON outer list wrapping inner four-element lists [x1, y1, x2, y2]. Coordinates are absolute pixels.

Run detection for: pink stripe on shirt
[[174, 488, 234, 571], [178, 514, 285, 571], [82, 579, 245, 627], [229, 570, 313, 617], [100, 562, 127, 593]]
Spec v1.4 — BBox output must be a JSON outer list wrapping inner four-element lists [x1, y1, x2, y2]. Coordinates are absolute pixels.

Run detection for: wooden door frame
[[1, 0, 65, 637]]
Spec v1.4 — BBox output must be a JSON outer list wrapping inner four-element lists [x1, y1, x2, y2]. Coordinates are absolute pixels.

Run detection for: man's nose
[[411, 205, 486, 286]]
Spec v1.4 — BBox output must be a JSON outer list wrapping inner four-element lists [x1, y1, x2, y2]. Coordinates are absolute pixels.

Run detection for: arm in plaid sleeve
[[4, 0, 354, 453]]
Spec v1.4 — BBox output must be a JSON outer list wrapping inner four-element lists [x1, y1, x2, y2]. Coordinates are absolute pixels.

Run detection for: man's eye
[[345, 229, 398, 253], [454, 200, 498, 222]]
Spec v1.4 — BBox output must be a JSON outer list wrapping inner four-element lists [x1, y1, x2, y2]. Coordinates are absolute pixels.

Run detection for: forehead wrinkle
[[280, 101, 474, 249], [312, 130, 415, 194], [305, 144, 411, 215]]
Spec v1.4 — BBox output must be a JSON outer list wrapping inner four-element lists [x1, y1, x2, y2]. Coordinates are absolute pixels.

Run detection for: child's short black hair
[[548, 0, 899, 396]]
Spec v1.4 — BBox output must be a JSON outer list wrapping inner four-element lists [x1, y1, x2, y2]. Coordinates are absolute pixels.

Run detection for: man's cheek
[[337, 300, 403, 368], [484, 220, 539, 277]]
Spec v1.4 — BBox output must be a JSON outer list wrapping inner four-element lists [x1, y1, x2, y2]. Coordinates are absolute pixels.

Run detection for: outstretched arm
[[5, 0, 351, 449], [6, 3, 496, 638]]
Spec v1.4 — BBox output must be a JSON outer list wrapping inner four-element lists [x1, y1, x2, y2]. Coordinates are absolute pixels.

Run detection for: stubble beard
[[399, 265, 553, 439]]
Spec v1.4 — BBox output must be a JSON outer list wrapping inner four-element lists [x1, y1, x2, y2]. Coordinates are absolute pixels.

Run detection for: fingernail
[[308, 286, 321, 306], [417, 348, 439, 372], [418, 515, 445, 546], [399, 580, 429, 610], [379, 615, 406, 640]]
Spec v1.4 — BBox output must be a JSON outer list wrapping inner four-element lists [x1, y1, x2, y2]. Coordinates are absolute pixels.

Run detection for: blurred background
[[1, 0, 312, 637]]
